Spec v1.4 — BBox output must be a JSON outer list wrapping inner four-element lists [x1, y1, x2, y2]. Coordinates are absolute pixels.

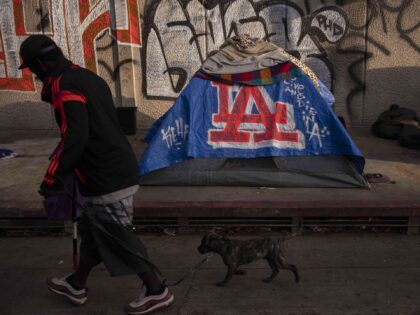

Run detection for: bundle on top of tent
[[139, 35, 368, 188]]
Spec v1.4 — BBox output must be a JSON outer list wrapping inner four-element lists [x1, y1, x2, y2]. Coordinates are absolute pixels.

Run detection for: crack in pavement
[[177, 272, 198, 315]]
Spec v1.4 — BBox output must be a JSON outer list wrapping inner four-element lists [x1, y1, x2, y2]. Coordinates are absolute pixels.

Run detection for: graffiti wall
[[0, 0, 419, 129]]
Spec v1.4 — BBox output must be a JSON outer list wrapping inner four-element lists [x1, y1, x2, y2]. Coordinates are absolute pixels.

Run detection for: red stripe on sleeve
[[44, 75, 87, 187], [44, 140, 65, 185], [43, 74, 67, 187], [58, 91, 87, 104]]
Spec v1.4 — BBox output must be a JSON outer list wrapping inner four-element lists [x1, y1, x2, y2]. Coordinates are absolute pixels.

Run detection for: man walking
[[19, 35, 174, 314]]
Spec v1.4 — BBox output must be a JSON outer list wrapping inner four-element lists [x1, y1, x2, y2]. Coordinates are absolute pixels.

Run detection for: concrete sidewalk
[[0, 233, 419, 315], [1, 129, 420, 235], [1, 128, 420, 216]]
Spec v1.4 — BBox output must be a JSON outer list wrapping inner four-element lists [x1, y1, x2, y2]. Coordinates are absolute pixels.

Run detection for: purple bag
[[43, 174, 84, 221]]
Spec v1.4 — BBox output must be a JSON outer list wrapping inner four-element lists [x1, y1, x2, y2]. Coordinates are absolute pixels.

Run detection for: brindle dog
[[198, 234, 300, 287]]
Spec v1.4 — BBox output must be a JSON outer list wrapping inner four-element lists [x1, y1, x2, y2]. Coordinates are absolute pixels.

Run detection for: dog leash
[[62, 188, 213, 286], [162, 253, 213, 287]]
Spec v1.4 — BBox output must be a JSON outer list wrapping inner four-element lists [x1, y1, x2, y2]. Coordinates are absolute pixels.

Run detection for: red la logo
[[208, 82, 305, 149]]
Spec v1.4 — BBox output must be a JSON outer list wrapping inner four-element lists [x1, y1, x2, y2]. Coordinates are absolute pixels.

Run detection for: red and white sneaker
[[126, 286, 174, 314], [46, 275, 87, 306]]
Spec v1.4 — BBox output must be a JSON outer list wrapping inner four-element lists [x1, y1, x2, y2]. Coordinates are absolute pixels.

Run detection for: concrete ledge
[[134, 200, 420, 217], [1, 128, 419, 235], [2, 199, 419, 218]]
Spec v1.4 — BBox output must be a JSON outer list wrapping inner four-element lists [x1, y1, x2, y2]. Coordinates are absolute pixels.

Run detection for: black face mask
[[27, 60, 49, 81]]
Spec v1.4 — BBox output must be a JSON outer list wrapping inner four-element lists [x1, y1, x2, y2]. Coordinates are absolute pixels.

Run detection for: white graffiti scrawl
[[142, 0, 348, 99], [285, 78, 330, 149], [161, 118, 189, 150]]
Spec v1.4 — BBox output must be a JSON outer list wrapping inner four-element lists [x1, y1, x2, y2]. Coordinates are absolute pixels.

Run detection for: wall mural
[[336, 0, 420, 116], [0, 0, 140, 91], [142, 0, 348, 99], [0, 0, 419, 121]]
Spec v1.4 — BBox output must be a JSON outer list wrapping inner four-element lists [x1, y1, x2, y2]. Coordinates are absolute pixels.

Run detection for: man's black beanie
[[19, 35, 63, 69]]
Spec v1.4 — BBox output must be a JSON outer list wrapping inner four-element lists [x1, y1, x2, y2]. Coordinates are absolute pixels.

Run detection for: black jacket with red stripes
[[40, 59, 139, 196]]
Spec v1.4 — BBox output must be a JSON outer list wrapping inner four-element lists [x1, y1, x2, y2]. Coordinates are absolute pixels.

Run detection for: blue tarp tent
[[138, 71, 368, 188]]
